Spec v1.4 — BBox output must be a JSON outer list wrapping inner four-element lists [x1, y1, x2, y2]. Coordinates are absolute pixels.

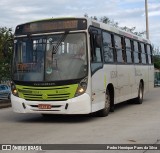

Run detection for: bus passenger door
[[89, 27, 105, 112]]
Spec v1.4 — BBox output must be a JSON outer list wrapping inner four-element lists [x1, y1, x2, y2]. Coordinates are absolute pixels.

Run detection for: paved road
[[0, 88, 160, 153]]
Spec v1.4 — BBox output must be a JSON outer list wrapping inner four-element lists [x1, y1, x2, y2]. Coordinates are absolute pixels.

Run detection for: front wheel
[[97, 89, 110, 117], [135, 82, 144, 104]]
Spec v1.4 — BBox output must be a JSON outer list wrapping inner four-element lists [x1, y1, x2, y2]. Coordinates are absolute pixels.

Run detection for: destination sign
[[15, 19, 87, 35]]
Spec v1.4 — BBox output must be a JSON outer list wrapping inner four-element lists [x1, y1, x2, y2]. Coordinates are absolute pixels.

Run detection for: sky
[[0, 0, 159, 47]]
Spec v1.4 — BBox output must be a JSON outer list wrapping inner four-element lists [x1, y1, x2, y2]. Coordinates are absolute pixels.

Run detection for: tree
[[0, 27, 13, 82], [153, 46, 160, 69], [84, 13, 88, 18], [153, 55, 160, 69], [100, 16, 111, 24]]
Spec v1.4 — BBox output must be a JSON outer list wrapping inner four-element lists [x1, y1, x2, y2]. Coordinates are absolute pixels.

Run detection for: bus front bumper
[[11, 93, 91, 114]]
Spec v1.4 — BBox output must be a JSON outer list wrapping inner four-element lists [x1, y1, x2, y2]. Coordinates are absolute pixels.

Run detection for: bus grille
[[16, 84, 78, 101]]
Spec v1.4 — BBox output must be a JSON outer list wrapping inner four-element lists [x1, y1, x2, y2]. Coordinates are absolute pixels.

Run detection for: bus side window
[[102, 31, 114, 63], [94, 35, 102, 62], [89, 27, 103, 74], [147, 45, 153, 64], [125, 38, 132, 63], [114, 35, 124, 63], [144, 44, 149, 64], [140, 43, 147, 64], [133, 41, 140, 64]]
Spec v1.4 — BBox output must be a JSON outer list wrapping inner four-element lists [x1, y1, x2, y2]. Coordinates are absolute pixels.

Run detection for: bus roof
[[87, 18, 151, 44], [15, 17, 151, 44]]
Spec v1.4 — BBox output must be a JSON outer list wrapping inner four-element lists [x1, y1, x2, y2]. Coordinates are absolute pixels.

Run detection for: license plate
[[38, 104, 52, 109]]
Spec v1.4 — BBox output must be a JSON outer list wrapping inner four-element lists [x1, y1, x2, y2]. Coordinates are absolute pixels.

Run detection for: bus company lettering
[[110, 71, 117, 79], [135, 69, 142, 76]]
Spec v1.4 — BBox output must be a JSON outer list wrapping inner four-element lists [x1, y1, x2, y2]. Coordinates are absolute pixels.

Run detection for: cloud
[[149, 11, 160, 17], [0, 0, 159, 46], [148, 3, 160, 17]]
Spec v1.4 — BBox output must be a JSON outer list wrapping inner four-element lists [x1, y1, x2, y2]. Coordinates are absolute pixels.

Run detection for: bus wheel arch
[[97, 86, 113, 117]]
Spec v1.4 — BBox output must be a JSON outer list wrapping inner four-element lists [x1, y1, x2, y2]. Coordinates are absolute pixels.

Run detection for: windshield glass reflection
[[13, 33, 87, 82]]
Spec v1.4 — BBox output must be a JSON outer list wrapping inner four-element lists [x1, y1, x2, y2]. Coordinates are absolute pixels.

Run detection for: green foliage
[[100, 16, 119, 28], [153, 55, 160, 69], [152, 46, 160, 69], [0, 27, 13, 81]]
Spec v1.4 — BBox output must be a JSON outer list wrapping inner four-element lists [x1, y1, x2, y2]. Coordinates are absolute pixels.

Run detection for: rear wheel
[[110, 92, 114, 112], [97, 89, 110, 117], [135, 82, 144, 104]]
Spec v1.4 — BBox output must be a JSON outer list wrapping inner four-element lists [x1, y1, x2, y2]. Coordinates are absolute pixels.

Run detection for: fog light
[[13, 89, 18, 95], [11, 83, 19, 97], [78, 87, 85, 93], [75, 77, 88, 97]]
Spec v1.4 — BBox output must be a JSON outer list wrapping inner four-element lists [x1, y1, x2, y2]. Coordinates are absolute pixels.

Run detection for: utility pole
[[145, 0, 149, 39]]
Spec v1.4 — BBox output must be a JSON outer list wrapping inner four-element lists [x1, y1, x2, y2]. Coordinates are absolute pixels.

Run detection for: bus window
[[92, 34, 102, 63], [140, 43, 147, 64], [133, 41, 140, 64], [144, 44, 149, 64], [125, 38, 132, 63], [102, 32, 114, 63], [114, 35, 123, 63], [90, 27, 103, 74], [147, 45, 152, 64]]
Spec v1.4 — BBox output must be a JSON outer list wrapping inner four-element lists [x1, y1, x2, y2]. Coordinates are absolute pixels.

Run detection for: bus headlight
[[75, 77, 88, 97], [11, 83, 19, 97]]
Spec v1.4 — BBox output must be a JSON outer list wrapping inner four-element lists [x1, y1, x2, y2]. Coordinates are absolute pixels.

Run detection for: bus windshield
[[13, 33, 87, 82]]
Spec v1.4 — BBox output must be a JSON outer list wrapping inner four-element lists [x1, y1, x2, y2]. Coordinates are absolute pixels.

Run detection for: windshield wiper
[[52, 31, 69, 56]]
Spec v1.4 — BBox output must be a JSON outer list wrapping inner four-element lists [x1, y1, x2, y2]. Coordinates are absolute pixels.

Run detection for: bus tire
[[110, 104, 114, 112], [97, 89, 110, 117], [110, 92, 114, 112], [135, 82, 144, 104]]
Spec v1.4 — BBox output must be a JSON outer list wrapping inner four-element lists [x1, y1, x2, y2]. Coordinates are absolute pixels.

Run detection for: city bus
[[10, 17, 154, 117]]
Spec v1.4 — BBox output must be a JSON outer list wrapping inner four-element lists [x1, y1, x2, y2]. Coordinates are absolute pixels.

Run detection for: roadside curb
[[0, 100, 11, 109]]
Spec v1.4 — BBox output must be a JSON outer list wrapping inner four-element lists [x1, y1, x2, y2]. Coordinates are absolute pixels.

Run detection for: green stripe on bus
[[16, 84, 78, 101]]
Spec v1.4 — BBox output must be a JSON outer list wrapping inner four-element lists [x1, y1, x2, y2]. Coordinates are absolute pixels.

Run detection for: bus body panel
[[91, 69, 105, 112], [149, 65, 154, 90], [11, 93, 91, 114], [116, 64, 131, 103], [102, 64, 118, 103]]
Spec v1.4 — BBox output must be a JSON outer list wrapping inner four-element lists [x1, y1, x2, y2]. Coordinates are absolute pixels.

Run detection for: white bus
[[10, 17, 154, 116]]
